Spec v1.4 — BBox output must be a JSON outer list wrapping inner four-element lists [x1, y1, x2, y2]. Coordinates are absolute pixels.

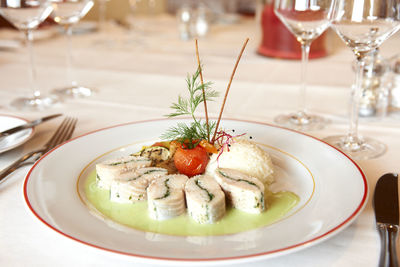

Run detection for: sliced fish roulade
[[147, 174, 188, 220], [185, 174, 226, 224], [109, 167, 168, 203], [96, 156, 151, 189], [214, 168, 265, 214]]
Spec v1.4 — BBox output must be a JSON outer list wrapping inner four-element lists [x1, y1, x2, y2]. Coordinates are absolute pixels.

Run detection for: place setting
[[0, 113, 61, 154], [0, 0, 96, 112], [1, 0, 400, 266]]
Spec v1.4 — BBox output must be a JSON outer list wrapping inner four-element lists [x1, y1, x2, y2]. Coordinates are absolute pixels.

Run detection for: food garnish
[[93, 38, 283, 225], [195, 39, 211, 142], [213, 130, 246, 164], [173, 145, 209, 177], [160, 66, 218, 148], [211, 38, 249, 144], [161, 38, 249, 176]]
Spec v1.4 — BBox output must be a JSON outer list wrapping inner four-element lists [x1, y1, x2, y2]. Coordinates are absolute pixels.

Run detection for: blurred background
[[0, 0, 258, 27]]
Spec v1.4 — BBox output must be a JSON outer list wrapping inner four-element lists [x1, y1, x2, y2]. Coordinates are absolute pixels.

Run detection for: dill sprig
[[161, 67, 219, 148], [160, 121, 217, 148]]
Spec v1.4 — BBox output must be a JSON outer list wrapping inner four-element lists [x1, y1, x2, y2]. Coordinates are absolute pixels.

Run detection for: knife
[[373, 173, 399, 267], [0, 114, 62, 138]]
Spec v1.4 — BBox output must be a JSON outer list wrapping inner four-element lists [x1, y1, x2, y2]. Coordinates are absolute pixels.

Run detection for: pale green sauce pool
[[85, 170, 299, 236]]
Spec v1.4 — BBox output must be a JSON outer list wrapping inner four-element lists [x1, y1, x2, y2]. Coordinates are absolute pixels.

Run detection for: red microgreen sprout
[[214, 130, 246, 166]]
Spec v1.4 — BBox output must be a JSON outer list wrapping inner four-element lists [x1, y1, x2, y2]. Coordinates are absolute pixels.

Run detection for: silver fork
[[0, 117, 77, 183]]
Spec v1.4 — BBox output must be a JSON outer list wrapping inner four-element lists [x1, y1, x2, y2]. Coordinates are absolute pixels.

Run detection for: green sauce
[[84, 170, 299, 236]]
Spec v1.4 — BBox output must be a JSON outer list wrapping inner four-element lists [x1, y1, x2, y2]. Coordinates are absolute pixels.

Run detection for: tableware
[[176, 4, 193, 41], [0, 26, 59, 43], [373, 173, 399, 267], [50, 0, 95, 98], [24, 119, 367, 265], [257, 0, 327, 59], [389, 54, 400, 114], [0, 39, 22, 50], [0, 117, 77, 183], [97, 0, 109, 31], [323, 0, 400, 160], [357, 49, 389, 117], [273, 0, 333, 131], [0, 0, 57, 110], [0, 114, 35, 154], [91, 0, 118, 48], [0, 113, 61, 138]]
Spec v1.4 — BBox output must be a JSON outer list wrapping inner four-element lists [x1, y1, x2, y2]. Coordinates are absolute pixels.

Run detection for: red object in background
[[258, 2, 327, 60]]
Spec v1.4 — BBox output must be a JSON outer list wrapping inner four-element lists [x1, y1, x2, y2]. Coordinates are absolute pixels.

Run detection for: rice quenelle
[[206, 138, 274, 185]]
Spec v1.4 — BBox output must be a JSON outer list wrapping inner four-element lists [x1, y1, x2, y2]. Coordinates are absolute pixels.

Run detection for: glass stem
[[24, 29, 40, 99], [98, 0, 107, 31], [65, 25, 77, 87], [299, 42, 310, 115], [347, 58, 365, 144]]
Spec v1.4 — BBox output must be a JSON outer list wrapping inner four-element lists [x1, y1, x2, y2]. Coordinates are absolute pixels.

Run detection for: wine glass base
[[52, 86, 95, 98], [274, 112, 327, 131], [323, 135, 387, 160], [11, 95, 58, 111]]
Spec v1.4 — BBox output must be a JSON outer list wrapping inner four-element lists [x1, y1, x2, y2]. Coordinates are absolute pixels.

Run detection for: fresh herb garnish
[[195, 178, 214, 202], [160, 66, 219, 148], [155, 178, 171, 200], [218, 170, 260, 189], [161, 38, 249, 148]]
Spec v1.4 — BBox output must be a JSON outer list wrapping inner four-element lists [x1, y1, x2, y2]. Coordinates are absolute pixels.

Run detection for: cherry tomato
[[173, 145, 209, 177]]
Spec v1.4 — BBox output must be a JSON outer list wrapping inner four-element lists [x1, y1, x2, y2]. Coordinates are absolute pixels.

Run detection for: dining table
[[1, 14, 400, 266]]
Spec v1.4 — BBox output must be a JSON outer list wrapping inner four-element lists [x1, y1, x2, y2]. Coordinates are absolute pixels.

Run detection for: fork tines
[[44, 117, 77, 149]]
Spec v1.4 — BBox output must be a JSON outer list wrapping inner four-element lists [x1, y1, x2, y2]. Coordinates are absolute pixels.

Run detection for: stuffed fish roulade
[[147, 174, 188, 220], [214, 168, 265, 214], [185, 174, 226, 224], [96, 156, 152, 189], [109, 167, 168, 203]]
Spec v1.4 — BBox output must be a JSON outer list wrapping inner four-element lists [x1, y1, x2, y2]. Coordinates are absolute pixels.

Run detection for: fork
[[0, 117, 77, 183]]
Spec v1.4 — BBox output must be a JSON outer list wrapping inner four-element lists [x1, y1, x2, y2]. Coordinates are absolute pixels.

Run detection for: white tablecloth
[[1, 15, 400, 266]]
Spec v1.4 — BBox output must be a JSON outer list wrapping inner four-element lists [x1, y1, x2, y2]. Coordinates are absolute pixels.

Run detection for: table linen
[[1, 16, 400, 266]]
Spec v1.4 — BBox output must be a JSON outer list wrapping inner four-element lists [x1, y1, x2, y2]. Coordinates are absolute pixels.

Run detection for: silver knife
[[0, 114, 62, 138], [373, 173, 399, 267]]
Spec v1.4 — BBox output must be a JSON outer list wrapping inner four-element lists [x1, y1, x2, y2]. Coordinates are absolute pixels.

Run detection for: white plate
[[0, 114, 34, 153], [23, 119, 367, 265]]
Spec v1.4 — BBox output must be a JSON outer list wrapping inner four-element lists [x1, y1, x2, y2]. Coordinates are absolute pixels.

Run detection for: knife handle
[[378, 223, 399, 267], [0, 150, 41, 183]]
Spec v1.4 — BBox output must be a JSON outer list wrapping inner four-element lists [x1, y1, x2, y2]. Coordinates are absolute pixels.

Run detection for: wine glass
[[323, 0, 400, 160], [91, 0, 115, 47], [50, 0, 94, 98], [274, 0, 334, 130], [97, 0, 108, 31], [0, 0, 56, 110]]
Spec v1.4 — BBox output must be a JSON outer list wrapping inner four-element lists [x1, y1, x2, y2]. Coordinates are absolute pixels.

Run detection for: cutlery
[[373, 173, 399, 267], [0, 117, 77, 183], [0, 113, 62, 138]]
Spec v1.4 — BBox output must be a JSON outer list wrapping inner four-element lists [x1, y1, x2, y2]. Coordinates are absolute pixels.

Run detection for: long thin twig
[[211, 38, 249, 144], [195, 39, 210, 142]]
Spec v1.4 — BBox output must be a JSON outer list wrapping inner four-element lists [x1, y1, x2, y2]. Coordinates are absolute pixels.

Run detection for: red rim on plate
[[23, 118, 368, 263]]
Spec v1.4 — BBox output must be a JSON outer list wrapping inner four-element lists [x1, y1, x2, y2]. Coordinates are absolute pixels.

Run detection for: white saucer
[[0, 114, 34, 153]]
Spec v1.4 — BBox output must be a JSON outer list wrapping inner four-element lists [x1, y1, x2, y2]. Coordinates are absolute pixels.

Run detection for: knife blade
[[373, 173, 399, 267], [0, 114, 62, 138]]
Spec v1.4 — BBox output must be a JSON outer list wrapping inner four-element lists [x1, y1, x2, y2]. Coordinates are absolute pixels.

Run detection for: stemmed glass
[[92, 0, 115, 47], [324, 0, 400, 160], [97, 0, 108, 31], [50, 0, 94, 98], [0, 0, 56, 110], [274, 0, 334, 131]]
